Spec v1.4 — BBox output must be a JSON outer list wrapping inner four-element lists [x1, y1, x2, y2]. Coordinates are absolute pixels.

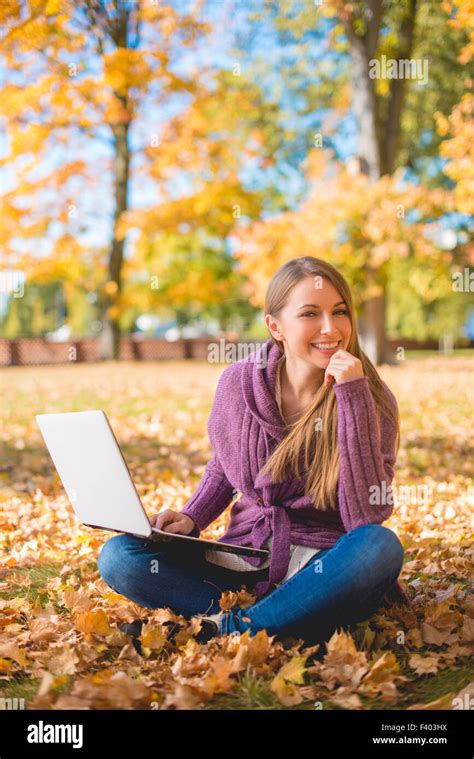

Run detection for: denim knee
[[351, 523, 404, 578], [97, 533, 137, 589]]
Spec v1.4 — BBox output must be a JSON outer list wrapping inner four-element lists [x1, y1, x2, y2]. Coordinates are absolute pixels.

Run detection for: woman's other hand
[[148, 509, 197, 535]]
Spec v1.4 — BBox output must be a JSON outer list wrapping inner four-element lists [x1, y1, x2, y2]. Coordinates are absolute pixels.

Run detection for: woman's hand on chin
[[324, 350, 364, 386]]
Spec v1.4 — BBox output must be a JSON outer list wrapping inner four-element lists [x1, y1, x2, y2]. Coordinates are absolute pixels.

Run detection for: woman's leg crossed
[[97, 533, 268, 619], [219, 524, 404, 643]]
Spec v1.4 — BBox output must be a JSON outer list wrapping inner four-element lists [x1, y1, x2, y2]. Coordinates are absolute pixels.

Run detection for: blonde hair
[[259, 256, 400, 511]]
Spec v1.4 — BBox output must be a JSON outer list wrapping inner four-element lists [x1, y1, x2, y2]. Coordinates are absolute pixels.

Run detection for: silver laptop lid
[[36, 410, 152, 538]]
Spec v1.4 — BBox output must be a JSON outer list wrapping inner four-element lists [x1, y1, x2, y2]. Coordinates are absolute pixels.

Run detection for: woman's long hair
[[258, 256, 400, 511]]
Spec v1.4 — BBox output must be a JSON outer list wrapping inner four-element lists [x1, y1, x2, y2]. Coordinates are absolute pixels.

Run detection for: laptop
[[35, 410, 269, 560]]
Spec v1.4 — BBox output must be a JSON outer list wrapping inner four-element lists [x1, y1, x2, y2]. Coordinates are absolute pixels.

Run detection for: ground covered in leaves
[[0, 354, 472, 710]]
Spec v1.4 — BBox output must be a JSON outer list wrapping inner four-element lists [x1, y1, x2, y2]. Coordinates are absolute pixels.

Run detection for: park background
[[0, 0, 473, 712]]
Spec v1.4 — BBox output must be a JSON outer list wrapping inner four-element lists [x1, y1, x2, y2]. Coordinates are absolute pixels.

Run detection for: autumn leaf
[[408, 654, 441, 675], [138, 623, 168, 655], [74, 610, 114, 636]]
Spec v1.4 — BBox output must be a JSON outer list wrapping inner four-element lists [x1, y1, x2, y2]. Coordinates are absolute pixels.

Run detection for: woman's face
[[266, 276, 352, 368]]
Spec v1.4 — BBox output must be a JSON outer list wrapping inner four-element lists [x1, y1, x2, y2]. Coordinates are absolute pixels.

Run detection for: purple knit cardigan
[[182, 338, 408, 604]]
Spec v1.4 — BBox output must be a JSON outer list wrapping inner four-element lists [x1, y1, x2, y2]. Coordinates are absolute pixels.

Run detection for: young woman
[[98, 256, 407, 648]]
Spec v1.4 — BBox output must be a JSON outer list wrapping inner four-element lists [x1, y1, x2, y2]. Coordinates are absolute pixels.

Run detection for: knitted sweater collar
[[240, 338, 288, 441]]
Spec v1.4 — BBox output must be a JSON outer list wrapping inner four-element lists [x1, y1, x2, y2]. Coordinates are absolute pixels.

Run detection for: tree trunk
[[98, 6, 134, 361], [348, 32, 381, 181], [100, 113, 130, 360], [357, 271, 396, 365], [339, 0, 418, 365], [380, 0, 417, 175], [341, 0, 382, 181]]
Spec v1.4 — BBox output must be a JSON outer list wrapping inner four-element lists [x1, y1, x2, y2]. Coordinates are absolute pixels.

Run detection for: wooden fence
[[0, 336, 471, 367]]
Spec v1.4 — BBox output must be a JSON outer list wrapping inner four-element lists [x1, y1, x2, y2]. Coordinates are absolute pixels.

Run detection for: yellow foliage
[[233, 151, 452, 307], [103, 49, 154, 97], [45, 0, 62, 15], [104, 280, 119, 296], [437, 92, 474, 214], [443, 0, 474, 63]]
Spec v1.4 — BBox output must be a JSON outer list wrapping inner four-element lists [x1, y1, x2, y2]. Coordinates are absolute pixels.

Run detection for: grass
[[0, 674, 40, 703], [0, 564, 62, 606], [397, 661, 474, 709]]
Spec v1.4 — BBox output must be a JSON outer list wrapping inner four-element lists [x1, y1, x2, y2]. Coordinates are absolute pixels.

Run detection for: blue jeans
[[98, 524, 404, 645]]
